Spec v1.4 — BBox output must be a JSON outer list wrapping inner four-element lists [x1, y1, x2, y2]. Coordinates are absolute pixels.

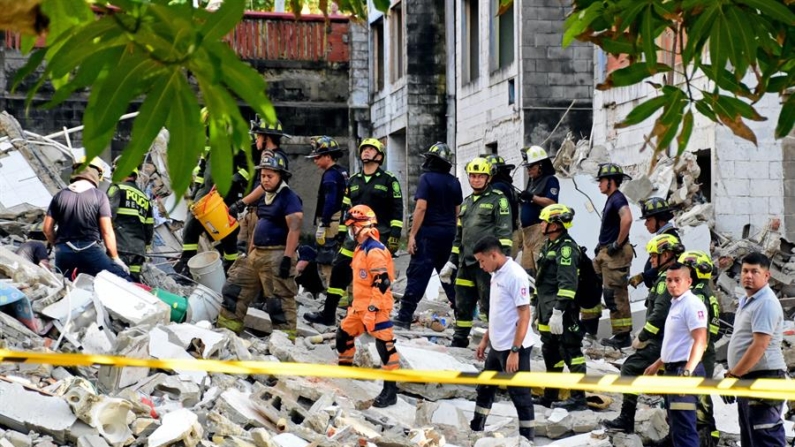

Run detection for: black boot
[[552, 393, 587, 411], [519, 427, 535, 441], [303, 296, 338, 325], [603, 402, 635, 433], [450, 337, 469, 348], [601, 332, 631, 349], [580, 318, 599, 338], [470, 413, 486, 431], [393, 316, 412, 329], [372, 381, 398, 408], [532, 388, 558, 408]]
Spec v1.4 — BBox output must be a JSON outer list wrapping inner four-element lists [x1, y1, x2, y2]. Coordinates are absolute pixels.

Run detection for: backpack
[[574, 246, 603, 309]]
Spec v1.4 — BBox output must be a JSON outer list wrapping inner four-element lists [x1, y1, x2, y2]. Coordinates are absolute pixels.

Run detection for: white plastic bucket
[[187, 251, 226, 294], [186, 284, 222, 324]]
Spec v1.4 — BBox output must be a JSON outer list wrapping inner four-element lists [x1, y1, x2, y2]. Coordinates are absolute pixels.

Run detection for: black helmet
[[306, 136, 343, 159], [482, 154, 515, 174], [639, 197, 672, 219], [250, 115, 291, 138], [424, 142, 454, 166], [596, 163, 632, 181], [258, 154, 291, 179]]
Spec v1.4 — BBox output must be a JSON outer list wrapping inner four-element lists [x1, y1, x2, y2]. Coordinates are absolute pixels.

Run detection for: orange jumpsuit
[[336, 233, 399, 371]]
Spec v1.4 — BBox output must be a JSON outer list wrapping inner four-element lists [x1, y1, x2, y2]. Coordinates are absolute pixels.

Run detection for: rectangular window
[[372, 18, 385, 92], [491, 0, 514, 70], [462, 0, 479, 84], [390, 2, 405, 83]]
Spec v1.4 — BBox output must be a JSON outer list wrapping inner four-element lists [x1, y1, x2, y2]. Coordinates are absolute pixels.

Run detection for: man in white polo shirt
[[724, 251, 786, 447], [470, 236, 535, 442], [644, 262, 707, 447]]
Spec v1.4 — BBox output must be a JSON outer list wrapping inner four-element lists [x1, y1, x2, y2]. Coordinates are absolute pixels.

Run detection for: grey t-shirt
[[728, 285, 786, 373], [46, 186, 111, 244]]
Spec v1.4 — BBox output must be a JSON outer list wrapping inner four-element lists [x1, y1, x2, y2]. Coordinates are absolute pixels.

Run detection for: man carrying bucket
[[247, 154, 303, 340]]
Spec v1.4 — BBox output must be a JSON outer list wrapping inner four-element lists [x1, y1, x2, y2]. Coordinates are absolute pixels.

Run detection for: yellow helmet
[[74, 156, 105, 177], [646, 234, 684, 255], [358, 138, 385, 155], [678, 250, 714, 280], [465, 157, 492, 176], [539, 204, 575, 230]]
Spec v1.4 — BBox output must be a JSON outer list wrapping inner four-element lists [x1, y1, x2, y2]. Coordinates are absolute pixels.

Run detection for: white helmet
[[522, 145, 549, 166]]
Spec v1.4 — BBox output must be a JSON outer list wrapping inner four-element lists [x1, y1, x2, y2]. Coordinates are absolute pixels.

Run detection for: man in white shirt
[[644, 262, 707, 447], [470, 236, 535, 442]]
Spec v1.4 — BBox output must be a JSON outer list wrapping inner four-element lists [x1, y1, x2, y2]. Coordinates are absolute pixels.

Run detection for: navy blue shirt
[[316, 164, 348, 226], [598, 190, 629, 246], [253, 186, 303, 247], [520, 175, 560, 227], [414, 171, 463, 229], [16, 241, 48, 265]]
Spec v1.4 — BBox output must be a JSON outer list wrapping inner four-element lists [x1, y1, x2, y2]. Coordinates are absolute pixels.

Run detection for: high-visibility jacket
[[692, 278, 721, 355], [533, 232, 580, 324], [350, 233, 395, 312], [340, 168, 403, 241], [107, 181, 154, 257], [449, 185, 512, 267], [637, 266, 673, 344]]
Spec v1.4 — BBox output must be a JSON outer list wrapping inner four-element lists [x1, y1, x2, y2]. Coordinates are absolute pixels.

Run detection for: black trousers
[[474, 346, 534, 427]]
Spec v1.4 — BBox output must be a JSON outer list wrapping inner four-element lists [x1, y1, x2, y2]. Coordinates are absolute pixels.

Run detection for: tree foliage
[[13, 0, 373, 198], [564, 0, 795, 157]]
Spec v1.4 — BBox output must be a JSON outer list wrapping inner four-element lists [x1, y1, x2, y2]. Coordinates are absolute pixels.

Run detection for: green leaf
[[616, 95, 668, 128], [718, 95, 766, 121], [695, 98, 718, 122], [727, 6, 758, 72], [200, 0, 245, 42], [701, 65, 755, 100], [373, 0, 391, 13], [682, 4, 717, 65], [599, 63, 671, 89], [775, 93, 795, 138], [677, 109, 694, 155], [41, 46, 126, 110], [83, 53, 157, 159], [45, 18, 122, 79], [709, 13, 729, 83], [208, 41, 276, 124], [112, 69, 177, 183], [767, 75, 792, 93], [615, 0, 649, 33], [208, 118, 233, 196], [641, 5, 657, 68], [20, 36, 37, 55], [601, 35, 636, 55], [736, 0, 795, 26], [563, 1, 604, 47], [719, 7, 746, 79], [11, 49, 47, 93], [40, 0, 95, 45], [166, 76, 204, 197]]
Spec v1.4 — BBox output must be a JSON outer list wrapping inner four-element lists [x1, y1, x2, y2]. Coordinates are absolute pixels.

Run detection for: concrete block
[[148, 327, 207, 384], [97, 326, 150, 393], [3, 431, 31, 447], [250, 428, 273, 447], [750, 179, 784, 197], [154, 375, 201, 407], [162, 323, 227, 358], [245, 308, 273, 333], [94, 271, 170, 326], [147, 409, 203, 447], [0, 381, 86, 443], [215, 389, 272, 428], [769, 161, 784, 179], [76, 435, 109, 447]]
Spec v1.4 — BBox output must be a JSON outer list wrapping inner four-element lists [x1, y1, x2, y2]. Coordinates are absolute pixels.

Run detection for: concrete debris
[[147, 409, 203, 447]]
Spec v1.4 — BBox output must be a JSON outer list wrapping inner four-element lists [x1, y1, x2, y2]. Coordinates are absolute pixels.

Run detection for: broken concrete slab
[[611, 433, 643, 447], [161, 323, 228, 358], [148, 326, 207, 384], [270, 433, 308, 447], [215, 389, 273, 428], [97, 326, 150, 393], [93, 271, 170, 326], [75, 435, 109, 447], [147, 409, 203, 447], [3, 431, 31, 447], [244, 308, 272, 333], [634, 408, 668, 444]]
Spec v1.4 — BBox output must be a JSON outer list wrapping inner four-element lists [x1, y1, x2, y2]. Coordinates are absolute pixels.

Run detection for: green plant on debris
[[564, 0, 795, 158]]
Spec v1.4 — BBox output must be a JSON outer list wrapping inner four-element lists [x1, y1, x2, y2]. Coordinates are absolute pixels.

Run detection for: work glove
[[111, 257, 130, 274], [315, 226, 328, 246], [227, 200, 245, 219], [363, 305, 378, 332], [549, 309, 564, 335], [631, 336, 649, 350], [439, 261, 457, 284], [519, 190, 535, 202], [387, 236, 400, 254], [629, 273, 644, 288], [607, 241, 621, 256], [278, 256, 292, 279]]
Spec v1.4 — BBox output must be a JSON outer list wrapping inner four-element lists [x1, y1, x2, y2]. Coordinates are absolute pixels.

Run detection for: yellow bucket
[[191, 189, 239, 241]]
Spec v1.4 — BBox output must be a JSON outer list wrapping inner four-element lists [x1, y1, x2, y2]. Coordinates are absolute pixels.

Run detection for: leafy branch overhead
[[564, 0, 795, 156]]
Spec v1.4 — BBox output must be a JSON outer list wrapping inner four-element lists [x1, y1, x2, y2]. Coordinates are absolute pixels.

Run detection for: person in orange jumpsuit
[[335, 204, 400, 407]]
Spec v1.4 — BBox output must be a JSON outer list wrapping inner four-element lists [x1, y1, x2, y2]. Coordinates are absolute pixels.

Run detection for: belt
[[65, 241, 98, 252]]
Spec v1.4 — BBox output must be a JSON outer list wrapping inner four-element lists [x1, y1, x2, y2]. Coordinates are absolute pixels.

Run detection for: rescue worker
[[305, 136, 348, 286], [483, 154, 519, 257], [629, 197, 679, 289], [532, 204, 587, 411], [335, 205, 400, 407], [643, 262, 708, 447], [304, 138, 404, 325], [247, 155, 302, 340], [471, 236, 535, 442], [17, 223, 51, 269], [518, 145, 559, 277], [107, 157, 154, 281], [603, 234, 684, 433], [42, 157, 133, 281], [591, 163, 634, 348], [395, 142, 463, 328], [678, 250, 721, 446], [439, 157, 513, 348]]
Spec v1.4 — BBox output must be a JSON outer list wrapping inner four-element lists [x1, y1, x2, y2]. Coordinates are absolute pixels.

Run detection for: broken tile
[[147, 409, 203, 447], [0, 381, 86, 443]]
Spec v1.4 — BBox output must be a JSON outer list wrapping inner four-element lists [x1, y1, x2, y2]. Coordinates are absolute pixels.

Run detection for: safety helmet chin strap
[[542, 222, 564, 236]]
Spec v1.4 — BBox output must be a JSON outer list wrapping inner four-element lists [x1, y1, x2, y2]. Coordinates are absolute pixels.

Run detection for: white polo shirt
[[488, 257, 534, 351], [661, 289, 708, 363]]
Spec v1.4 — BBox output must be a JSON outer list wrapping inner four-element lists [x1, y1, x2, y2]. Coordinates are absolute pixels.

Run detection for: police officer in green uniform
[[603, 234, 684, 433], [303, 138, 404, 325], [439, 157, 513, 348], [532, 204, 587, 411], [107, 158, 154, 281], [678, 250, 721, 446]]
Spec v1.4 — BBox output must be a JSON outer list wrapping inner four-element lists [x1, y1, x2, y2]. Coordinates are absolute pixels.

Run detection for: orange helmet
[[344, 205, 377, 228]]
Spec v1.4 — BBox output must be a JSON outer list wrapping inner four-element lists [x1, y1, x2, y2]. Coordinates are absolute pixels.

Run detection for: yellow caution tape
[[0, 349, 790, 399]]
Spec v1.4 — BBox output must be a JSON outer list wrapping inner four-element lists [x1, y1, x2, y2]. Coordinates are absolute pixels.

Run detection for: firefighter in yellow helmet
[[439, 157, 513, 348]]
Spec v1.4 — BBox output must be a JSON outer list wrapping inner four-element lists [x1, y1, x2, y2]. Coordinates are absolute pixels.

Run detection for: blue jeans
[[397, 226, 456, 322], [737, 370, 786, 447], [55, 240, 133, 282], [664, 362, 705, 447]]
